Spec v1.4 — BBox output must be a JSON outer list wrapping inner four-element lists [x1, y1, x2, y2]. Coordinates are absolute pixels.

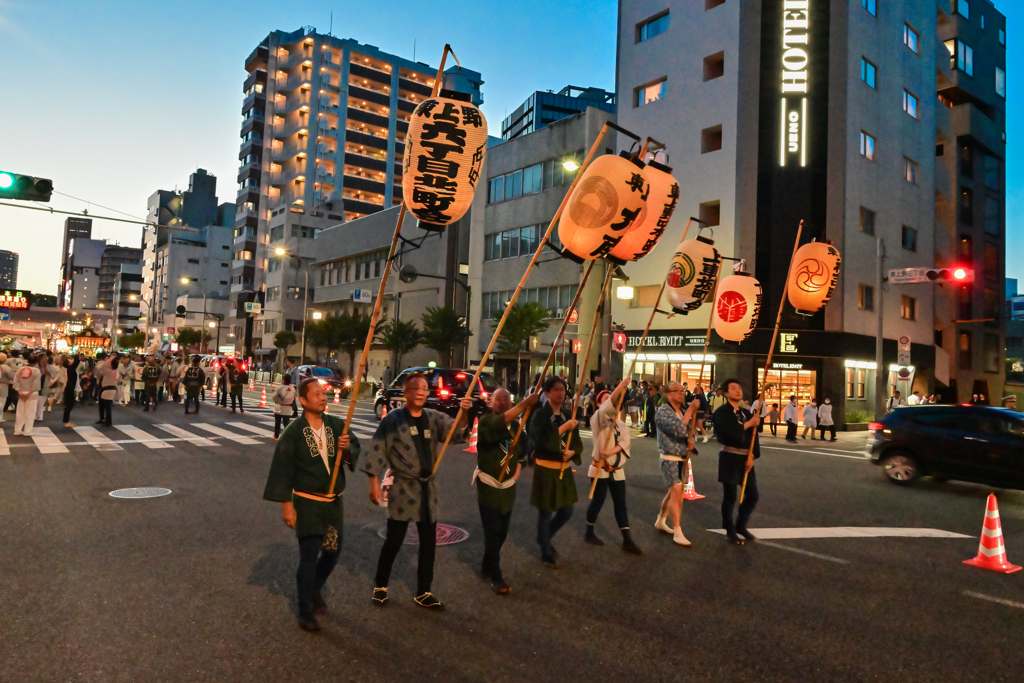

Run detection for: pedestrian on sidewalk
[[0, 352, 10, 423], [263, 378, 360, 632], [473, 388, 539, 593], [654, 382, 700, 547], [142, 356, 161, 412], [750, 393, 769, 434], [817, 398, 836, 441], [801, 399, 818, 440], [62, 354, 82, 427], [642, 384, 659, 438], [217, 361, 229, 408], [692, 384, 710, 443], [783, 395, 799, 443], [167, 355, 182, 403], [767, 403, 780, 437], [182, 356, 205, 415], [273, 375, 297, 439], [132, 357, 145, 405], [229, 362, 248, 413], [886, 391, 905, 412], [712, 378, 761, 545], [96, 353, 121, 427], [586, 377, 642, 554], [13, 354, 41, 437], [35, 354, 56, 422], [117, 356, 132, 406], [362, 372, 471, 609]]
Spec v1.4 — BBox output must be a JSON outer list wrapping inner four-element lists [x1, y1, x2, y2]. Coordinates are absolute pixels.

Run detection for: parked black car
[[869, 405, 1024, 488], [373, 367, 499, 419], [295, 365, 350, 398]]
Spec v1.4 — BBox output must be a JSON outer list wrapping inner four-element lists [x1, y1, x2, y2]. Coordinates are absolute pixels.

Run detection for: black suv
[[869, 405, 1024, 488], [373, 367, 499, 419]]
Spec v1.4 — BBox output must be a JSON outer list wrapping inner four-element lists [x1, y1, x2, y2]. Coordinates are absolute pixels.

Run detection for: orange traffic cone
[[333, 390, 340, 405], [324, 403, 329, 414], [248, 376, 255, 391], [964, 494, 1021, 573], [211, 383, 217, 399], [381, 403, 388, 419], [465, 417, 478, 453], [682, 459, 704, 500], [259, 386, 267, 408]]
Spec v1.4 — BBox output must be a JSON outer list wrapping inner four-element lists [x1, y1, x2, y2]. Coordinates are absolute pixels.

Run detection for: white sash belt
[[471, 468, 517, 489]]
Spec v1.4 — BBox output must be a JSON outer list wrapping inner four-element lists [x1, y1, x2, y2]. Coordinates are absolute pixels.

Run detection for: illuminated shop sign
[[0, 290, 30, 310], [626, 334, 708, 349], [780, 0, 809, 167]]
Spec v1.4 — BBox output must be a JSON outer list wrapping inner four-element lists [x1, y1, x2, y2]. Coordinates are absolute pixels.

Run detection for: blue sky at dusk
[[0, 0, 1020, 295]]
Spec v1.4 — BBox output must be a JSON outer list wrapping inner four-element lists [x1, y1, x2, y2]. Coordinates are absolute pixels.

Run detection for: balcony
[[237, 185, 260, 202], [950, 103, 1004, 156], [350, 62, 392, 87], [322, 57, 341, 72], [238, 159, 261, 175], [244, 68, 268, 93], [345, 129, 388, 151], [237, 164, 261, 185], [272, 142, 307, 161], [277, 50, 314, 69], [276, 74, 311, 92], [345, 151, 386, 172], [241, 91, 266, 115], [270, 168, 306, 186], [276, 95, 311, 115], [241, 114, 265, 138], [272, 119, 310, 139], [935, 96, 952, 143], [238, 137, 263, 161], [398, 77, 432, 98], [232, 259, 255, 269], [347, 106, 389, 129], [245, 45, 269, 72]]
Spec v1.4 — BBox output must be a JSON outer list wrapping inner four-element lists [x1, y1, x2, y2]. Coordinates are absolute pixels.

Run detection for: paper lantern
[[607, 160, 679, 263], [557, 152, 649, 262], [665, 235, 722, 314], [402, 90, 488, 232], [787, 241, 842, 315], [713, 272, 763, 342]]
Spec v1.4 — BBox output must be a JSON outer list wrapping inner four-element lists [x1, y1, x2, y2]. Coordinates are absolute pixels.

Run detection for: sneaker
[[736, 527, 758, 543], [489, 577, 511, 594], [312, 594, 328, 615], [297, 612, 320, 631], [655, 516, 674, 534], [702, 435, 709, 443], [673, 531, 692, 547], [371, 587, 388, 606], [414, 592, 444, 610]]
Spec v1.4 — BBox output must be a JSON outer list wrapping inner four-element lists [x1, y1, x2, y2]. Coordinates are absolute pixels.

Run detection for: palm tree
[[421, 306, 468, 367], [495, 302, 550, 389], [304, 319, 331, 365], [377, 318, 421, 373]]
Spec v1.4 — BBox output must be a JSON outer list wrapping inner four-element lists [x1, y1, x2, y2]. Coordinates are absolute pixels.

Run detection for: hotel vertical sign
[[779, 0, 810, 167]]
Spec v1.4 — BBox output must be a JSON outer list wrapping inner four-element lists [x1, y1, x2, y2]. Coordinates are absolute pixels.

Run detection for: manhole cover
[[376, 523, 469, 545], [109, 487, 172, 499]]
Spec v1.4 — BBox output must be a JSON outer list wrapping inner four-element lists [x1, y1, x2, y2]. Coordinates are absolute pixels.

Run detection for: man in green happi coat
[[263, 378, 360, 632], [474, 388, 539, 594]]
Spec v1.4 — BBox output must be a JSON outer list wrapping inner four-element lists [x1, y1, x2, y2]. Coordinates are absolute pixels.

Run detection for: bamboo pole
[[739, 220, 803, 504], [432, 121, 633, 475], [328, 46, 457, 495], [686, 264, 724, 440]]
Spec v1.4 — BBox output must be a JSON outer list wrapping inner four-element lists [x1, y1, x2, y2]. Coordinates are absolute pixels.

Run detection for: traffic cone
[[259, 386, 267, 408], [381, 403, 388, 419], [333, 390, 341, 406], [964, 494, 1022, 573], [211, 383, 217, 399], [682, 459, 705, 500], [465, 417, 478, 453], [248, 376, 255, 391], [324, 403, 329, 414]]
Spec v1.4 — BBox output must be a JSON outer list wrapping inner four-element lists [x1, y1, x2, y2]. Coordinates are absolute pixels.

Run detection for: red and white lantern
[[787, 241, 842, 315], [665, 235, 722, 314], [713, 271, 763, 342], [608, 160, 678, 263], [402, 90, 488, 231], [557, 152, 649, 262]]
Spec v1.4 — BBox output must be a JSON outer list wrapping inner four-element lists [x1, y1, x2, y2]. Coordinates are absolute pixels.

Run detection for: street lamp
[[129, 294, 152, 352]]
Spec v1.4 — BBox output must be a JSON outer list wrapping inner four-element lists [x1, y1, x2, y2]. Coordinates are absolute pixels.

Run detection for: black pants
[[134, 387, 143, 405], [218, 384, 227, 406], [721, 468, 758, 534], [98, 399, 112, 425], [479, 504, 512, 580], [586, 477, 630, 529], [184, 390, 200, 413], [274, 414, 291, 438], [643, 418, 656, 437], [143, 386, 158, 410], [297, 535, 340, 615], [230, 393, 243, 411], [62, 392, 75, 423], [769, 423, 777, 436], [374, 519, 436, 595], [818, 425, 836, 440], [785, 421, 797, 441], [4, 389, 18, 412], [537, 506, 573, 560]]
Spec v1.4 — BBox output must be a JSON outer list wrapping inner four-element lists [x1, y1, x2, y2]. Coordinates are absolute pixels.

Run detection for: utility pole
[[874, 237, 886, 420]]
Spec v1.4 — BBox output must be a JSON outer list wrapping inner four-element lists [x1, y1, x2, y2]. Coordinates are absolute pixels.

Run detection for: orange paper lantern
[[787, 241, 842, 315], [557, 152, 649, 262], [608, 160, 679, 263], [713, 271, 763, 342], [402, 90, 488, 231], [665, 235, 722, 314]]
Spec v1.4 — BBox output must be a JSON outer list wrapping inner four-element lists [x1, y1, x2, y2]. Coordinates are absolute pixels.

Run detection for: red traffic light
[[926, 267, 974, 283], [952, 268, 968, 281], [612, 332, 627, 353]]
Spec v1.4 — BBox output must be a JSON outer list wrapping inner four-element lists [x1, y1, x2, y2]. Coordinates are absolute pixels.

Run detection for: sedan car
[[373, 367, 498, 419], [295, 365, 350, 398], [869, 405, 1024, 488]]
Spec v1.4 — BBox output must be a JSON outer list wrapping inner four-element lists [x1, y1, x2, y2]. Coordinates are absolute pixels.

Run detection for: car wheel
[[375, 402, 384, 420], [881, 452, 919, 485]]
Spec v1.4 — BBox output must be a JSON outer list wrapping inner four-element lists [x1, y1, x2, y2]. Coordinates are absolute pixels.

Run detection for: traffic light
[[926, 267, 974, 284], [0, 171, 53, 202], [613, 332, 627, 353]]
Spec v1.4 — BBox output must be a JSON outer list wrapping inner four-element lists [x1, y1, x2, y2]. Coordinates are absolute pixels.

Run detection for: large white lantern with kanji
[[787, 240, 842, 315], [402, 90, 488, 232], [665, 235, 722, 314], [557, 153, 649, 262], [713, 271, 763, 342], [608, 160, 678, 263]]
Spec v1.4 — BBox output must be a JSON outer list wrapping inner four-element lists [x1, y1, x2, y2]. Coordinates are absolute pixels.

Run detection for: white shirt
[[817, 403, 834, 426], [783, 402, 799, 424], [589, 397, 630, 481], [886, 397, 906, 412], [802, 404, 818, 426], [750, 398, 769, 417], [907, 394, 921, 405]]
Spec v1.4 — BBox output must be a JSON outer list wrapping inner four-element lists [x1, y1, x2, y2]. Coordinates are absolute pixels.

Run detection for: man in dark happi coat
[[362, 372, 471, 610], [711, 378, 761, 546], [474, 388, 539, 593], [263, 378, 360, 631], [529, 375, 583, 568]]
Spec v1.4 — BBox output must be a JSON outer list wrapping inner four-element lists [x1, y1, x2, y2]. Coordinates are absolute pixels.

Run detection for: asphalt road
[[2, 393, 1023, 682]]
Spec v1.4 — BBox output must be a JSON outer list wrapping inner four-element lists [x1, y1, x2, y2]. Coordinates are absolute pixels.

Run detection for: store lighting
[[562, 160, 580, 171], [616, 286, 634, 300]]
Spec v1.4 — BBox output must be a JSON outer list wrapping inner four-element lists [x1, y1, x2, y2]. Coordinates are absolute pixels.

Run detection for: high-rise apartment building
[[234, 26, 483, 357], [501, 86, 616, 140], [0, 250, 18, 289], [58, 217, 92, 307], [613, 0, 1006, 422]]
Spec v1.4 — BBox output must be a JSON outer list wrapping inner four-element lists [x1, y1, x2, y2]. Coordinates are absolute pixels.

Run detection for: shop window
[[846, 368, 855, 398], [703, 52, 725, 81], [959, 331, 973, 369], [857, 369, 867, 399]]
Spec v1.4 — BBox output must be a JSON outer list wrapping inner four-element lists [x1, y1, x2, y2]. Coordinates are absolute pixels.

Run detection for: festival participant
[[132, 357, 145, 405], [61, 354, 82, 428], [654, 382, 700, 547], [166, 355, 182, 403], [801, 398, 818, 440], [96, 352, 121, 427], [712, 378, 761, 545], [182, 356, 205, 415], [362, 372, 471, 609], [529, 375, 583, 568], [141, 356, 161, 412], [273, 375, 297, 439], [585, 377, 641, 554], [117, 356, 132, 406], [783, 395, 799, 443], [34, 354, 56, 422], [12, 354, 42, 437], [473, 388, 539, 593], [229, 362, 248, 413], [0, 352, 10, 423], [263, 378, 359, 632]]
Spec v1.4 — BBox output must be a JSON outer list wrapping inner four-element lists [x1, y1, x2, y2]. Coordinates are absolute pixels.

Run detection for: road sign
[[897, 367, 911, 379], [888, 268, 930, 284], [352, 289, 372, 303], [529, 335, 540, 351], [570, 339, 583, 354], [0, 309, 9, 322], [244, 302, 262, 314], [898, 335, 911, 366], [567, 307, 579, 324]]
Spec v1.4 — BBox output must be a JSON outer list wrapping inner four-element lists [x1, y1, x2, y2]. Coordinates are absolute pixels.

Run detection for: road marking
[[761, 444, 870, 460], [192, 423, 260, 445], [226, 422, 275, 438], [31, 427, 69, 454], [0, 430, 8, 455], [114, 425, 173, 449], [73, 426, 124, 451], [964, 591, 1024, 610], [758, 540, 850, 564], [707, 527, 972, 539], [155, 424, 219, 447]]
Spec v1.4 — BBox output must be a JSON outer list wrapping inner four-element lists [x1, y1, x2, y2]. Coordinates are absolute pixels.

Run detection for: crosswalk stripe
[[114, 425, 174, 449], [73, 426, 124, 451], [0, 430, 8, 456], [155, 424, 219, 447], [192, 423, 261, 445], [226, 422, 275, 438], [31, 427, 69, 454]]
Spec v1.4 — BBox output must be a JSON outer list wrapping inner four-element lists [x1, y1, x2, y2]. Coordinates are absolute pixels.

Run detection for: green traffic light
[[0, 172, 14, 189]]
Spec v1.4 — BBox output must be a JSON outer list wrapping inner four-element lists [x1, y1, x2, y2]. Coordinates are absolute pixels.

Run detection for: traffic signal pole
[[875, 237, 886, 420]]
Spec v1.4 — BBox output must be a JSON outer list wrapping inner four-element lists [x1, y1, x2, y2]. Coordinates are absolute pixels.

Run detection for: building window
[[959, 331, 972, 369], [705, 0, 725, 9], [983, 155, 1000, 191], [901, 226, 918, 252], [857, 369, 867, 398], [846, 368, 855, 398], [956, 0, 969, 20], [701, 125, 723, 153], [486, 225, 541, 261], [699, 200, 721, 227], [860, 132, 875, 161], [487, 162, 551, 204], [860, 207, 876, 235], [960, 187, 973, 224], [999, 29, 1005, 46], [959, 285, 973, 321], [901, 296, 917, 321], [903, 90, 918, 118], [703, 52, 725, 81], [862, 0, 876, 16], [984, 334, 1000, 374], [946, 40, 974, 76], [903, 24, 919, 53], [267, 286, 280, 302], [960, 235, 973, 260], [636, 79, 667, 107], [637, 12, 669, 43], [984, 243, 999, 283], [996, 66, 1006, 98], [859, 284, 874, 311], [904, 157, 918, 184], [983, 288, 999, 321], [488, 176, 504, 203], [984, 197, 1000, 235], [860, 58, 876, 88]]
